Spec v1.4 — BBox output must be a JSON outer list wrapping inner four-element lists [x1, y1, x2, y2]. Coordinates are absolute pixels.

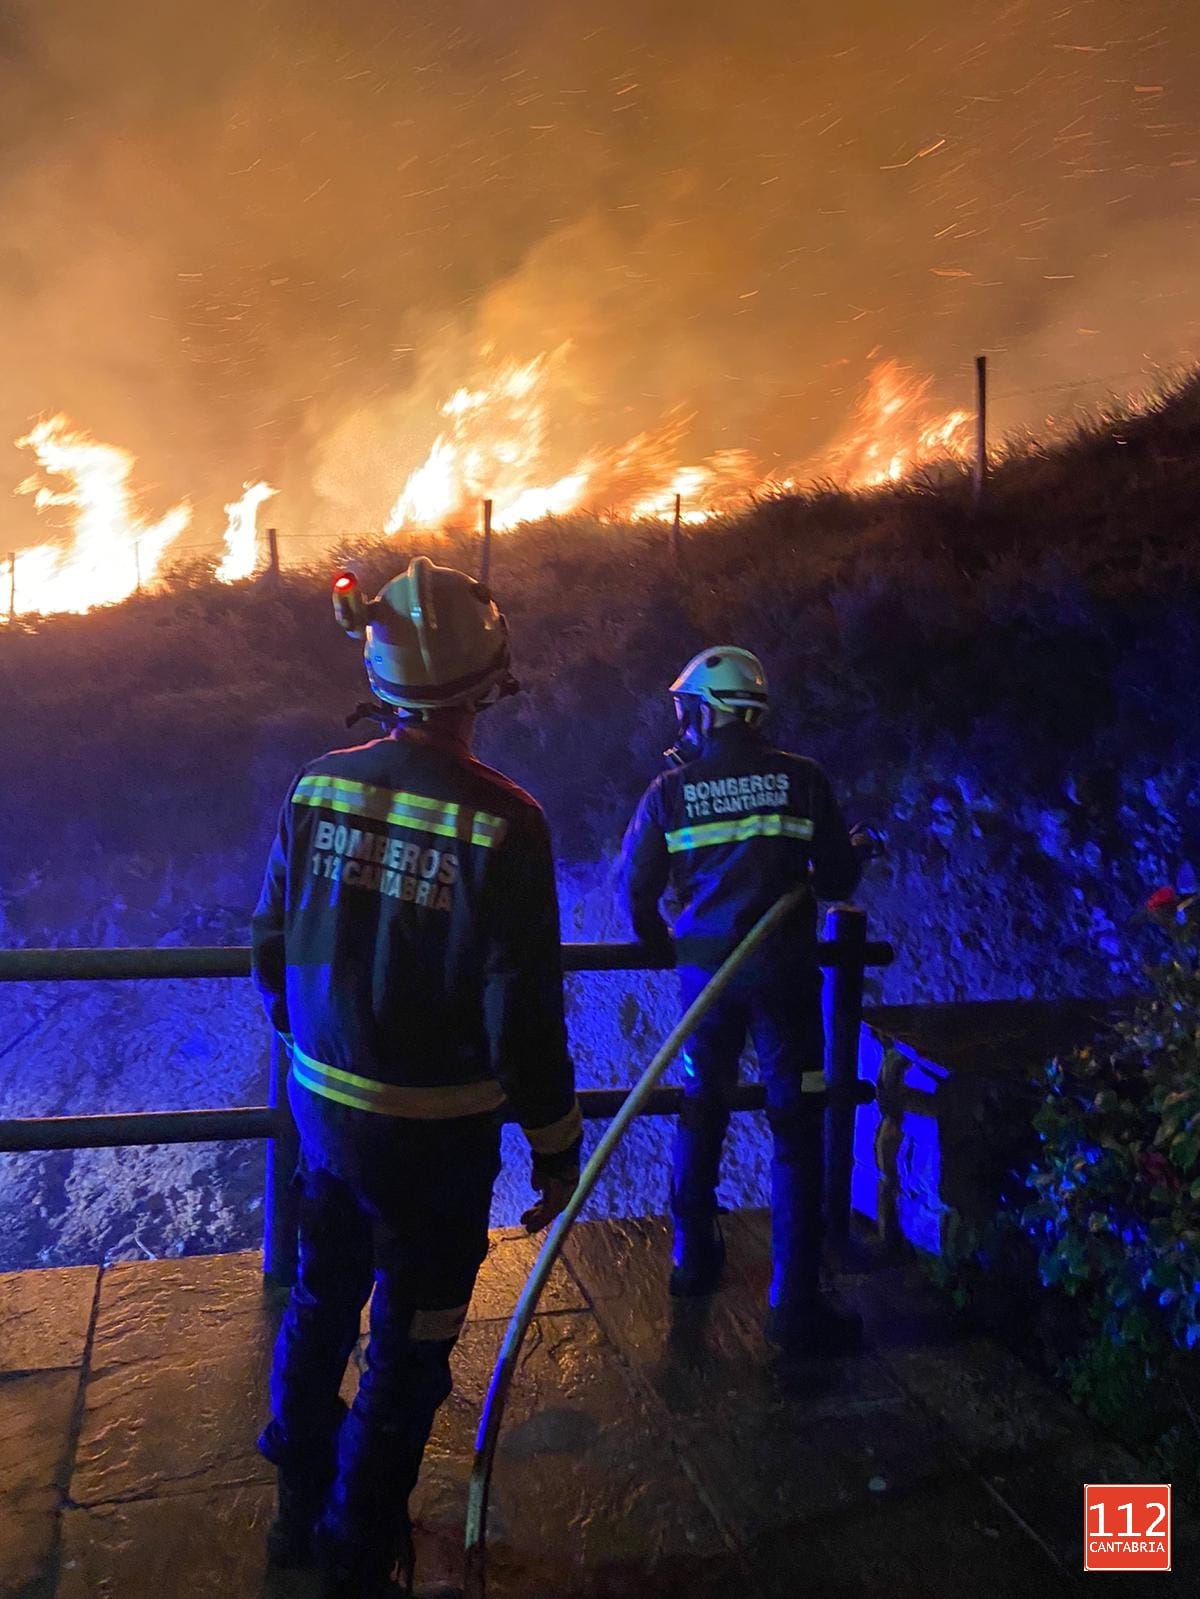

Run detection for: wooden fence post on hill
[[972, 354, 988, 514], [480, 498, 493, 586]]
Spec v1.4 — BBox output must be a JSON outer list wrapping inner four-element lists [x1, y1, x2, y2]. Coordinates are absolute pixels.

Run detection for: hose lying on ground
[[462, 887, 807, 1599]]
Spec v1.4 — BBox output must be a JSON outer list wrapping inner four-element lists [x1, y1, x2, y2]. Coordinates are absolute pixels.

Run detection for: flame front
[[13, 417, 191, 616], [385, 353, 772, 533], [384, 353, 973, 535], [216, 480, 278, 584], [824, 360, 972, 487], [385, 354, 564, 532], [6, 357, 979, 619]]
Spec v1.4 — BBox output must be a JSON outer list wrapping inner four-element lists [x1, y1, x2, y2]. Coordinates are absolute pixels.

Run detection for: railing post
[[479, 499, 493, 585], [263, 1035, 300, 1291], [873, 1050, 906, 1253], [823, 903, 867, 1251]]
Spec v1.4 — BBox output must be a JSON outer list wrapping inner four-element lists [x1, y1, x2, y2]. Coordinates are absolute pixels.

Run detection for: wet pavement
[[1, 1213, 1193, 1598]]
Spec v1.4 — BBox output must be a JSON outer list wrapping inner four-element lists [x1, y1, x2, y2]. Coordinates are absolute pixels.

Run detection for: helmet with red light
[[331, 557, 517, 717], [331, 570, 368, 637]]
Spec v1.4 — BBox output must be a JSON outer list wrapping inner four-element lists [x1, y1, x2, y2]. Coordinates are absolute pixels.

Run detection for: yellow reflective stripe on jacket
[[291, 1042, 506, 1119], [664, 813, 815, 854], [524, 1099, 584, 1157], [292, 774, 507, 849]]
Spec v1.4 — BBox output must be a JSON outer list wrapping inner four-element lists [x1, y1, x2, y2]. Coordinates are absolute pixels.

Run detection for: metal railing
[[0, 907, 892, 1286]]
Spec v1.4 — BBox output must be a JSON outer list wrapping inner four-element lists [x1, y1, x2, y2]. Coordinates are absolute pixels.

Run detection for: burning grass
[[2, 374, 1200, 997], [2, 384, 1200, 1265]]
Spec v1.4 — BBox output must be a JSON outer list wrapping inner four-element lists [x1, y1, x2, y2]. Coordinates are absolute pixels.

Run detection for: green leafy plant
[[1019, 885, 1200, 1473]]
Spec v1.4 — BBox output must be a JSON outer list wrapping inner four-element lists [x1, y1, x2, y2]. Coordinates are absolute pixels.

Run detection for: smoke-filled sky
[[2, 0, 1199, 547]]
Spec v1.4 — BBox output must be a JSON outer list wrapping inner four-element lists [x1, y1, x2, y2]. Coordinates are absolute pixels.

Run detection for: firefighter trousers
[[673, 958, 826, 1315], [259, 1076, 501, 1576]]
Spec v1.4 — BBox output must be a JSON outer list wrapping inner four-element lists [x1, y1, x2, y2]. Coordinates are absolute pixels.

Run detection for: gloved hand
[[521, 1147, 581, 1233], [521, 1172, 577, 1233], [633, 916, 675, 968], [850, 823, 887, 862]]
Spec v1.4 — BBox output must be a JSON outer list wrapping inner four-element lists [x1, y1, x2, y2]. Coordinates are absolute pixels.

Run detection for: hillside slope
[[2, 379, 1199, 1266]]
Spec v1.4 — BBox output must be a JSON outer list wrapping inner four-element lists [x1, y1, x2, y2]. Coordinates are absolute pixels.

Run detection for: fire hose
[[461, 887, 808, 1599]]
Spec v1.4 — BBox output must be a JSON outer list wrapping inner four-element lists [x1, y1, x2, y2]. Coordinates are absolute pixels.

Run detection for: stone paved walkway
[[1, 1213, 1193, 1597]]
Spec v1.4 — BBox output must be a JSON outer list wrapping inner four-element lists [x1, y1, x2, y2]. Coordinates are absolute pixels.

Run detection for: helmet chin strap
[[664, 698, 764, 765], [664, 696, 710, 767], [345, 700, 400, 731], [345, 670, 521, 732]]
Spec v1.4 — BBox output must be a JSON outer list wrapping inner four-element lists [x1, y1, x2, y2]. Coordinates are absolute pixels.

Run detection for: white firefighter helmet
[[359, 556, 516, 711], [669, 646, 768, 718]]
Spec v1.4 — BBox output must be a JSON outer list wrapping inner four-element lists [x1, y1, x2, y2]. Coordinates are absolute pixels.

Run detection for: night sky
[[1, 0, 1198, 543]]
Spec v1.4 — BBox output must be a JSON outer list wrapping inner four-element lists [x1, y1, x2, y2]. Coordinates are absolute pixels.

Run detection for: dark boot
[[260, 1397, 348, 1569], [765, 1115, 861, 1357], [765, 1295, 863, 1358], [669, 1111, 728, 1297], [266, 1473, 323, 1569], [669, 1212, 726, 1297], [317, 1519, 415, 1598], [316, 1521, 465, 1598]]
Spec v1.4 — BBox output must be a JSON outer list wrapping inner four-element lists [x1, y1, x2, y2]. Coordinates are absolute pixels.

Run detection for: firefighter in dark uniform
[[252, 557, 581, 1599], [621, 646, 874, 1358]]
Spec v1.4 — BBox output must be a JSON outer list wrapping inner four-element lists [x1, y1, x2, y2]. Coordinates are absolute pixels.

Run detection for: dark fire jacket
[[621, 722, 861, 968], [251, 724, 581, 1159]]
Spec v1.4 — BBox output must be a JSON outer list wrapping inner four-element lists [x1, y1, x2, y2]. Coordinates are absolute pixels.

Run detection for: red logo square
[[1084, 1484, 1171, 1572]]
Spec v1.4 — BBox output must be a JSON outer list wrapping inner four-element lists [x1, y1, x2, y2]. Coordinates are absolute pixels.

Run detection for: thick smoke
[[1, 0, 1199, 548]]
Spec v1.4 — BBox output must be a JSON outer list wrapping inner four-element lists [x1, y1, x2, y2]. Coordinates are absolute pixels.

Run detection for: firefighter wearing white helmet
[[253, 555, 579, 1599], [621, 644, 880, 1360], [664, 646, 769, 766]]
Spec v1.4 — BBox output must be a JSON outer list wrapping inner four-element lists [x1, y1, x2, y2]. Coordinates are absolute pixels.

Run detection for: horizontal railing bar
[[0, 1079, 875, 1154], [0, 939, 893, 983], [0, 1107, 275, 1152], [0, 948, 252, 981]]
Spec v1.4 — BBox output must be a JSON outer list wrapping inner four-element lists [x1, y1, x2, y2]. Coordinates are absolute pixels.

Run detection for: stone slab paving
[[467, 1227, 589, 1322], [55, 1484, 277, 1599], [71, 1252, 275, 1508], [0, 1265, 98, 1598], [562, 1214, 1074, 1593], [0, 1370, 80, 1597], [0, 1268, 98, 1377], [0, 1216, 1194, 1598], [416, 1314, 733, 1598]]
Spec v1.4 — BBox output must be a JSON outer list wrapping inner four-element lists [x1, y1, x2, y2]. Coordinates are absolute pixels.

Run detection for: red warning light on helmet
[[331, 570, 367, 638]]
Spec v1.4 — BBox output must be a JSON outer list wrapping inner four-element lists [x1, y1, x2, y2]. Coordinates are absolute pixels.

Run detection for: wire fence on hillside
[[2, 358, 1194, 624]]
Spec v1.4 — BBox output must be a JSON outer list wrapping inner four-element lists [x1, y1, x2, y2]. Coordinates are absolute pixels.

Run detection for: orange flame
[[13, 417, 191, 615], [385, 353, 567, 532], [6, 356, 978, 618], [385, 353, 971, 535], [825, 360, 972, 487], [216, 480, 278, 583], [384, 353, 769, 532]]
